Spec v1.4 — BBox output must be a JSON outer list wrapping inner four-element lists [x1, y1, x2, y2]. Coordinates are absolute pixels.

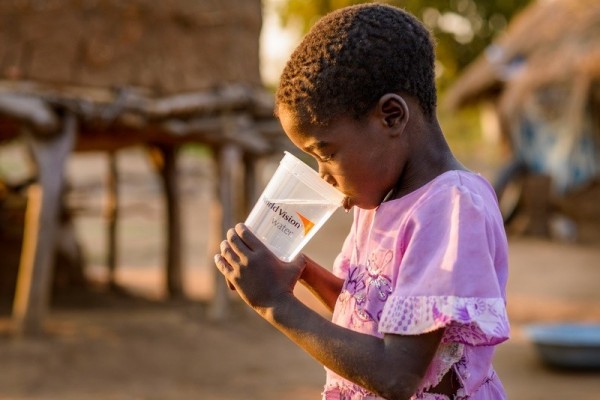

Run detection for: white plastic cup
[[245, 151, 345, 261]]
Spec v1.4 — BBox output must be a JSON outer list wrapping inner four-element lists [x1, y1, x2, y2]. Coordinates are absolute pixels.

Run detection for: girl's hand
[[213, 223, 306, 310]]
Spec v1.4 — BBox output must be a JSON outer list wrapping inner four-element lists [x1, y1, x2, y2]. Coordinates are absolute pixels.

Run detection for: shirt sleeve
[[378, 183, 510, 346]]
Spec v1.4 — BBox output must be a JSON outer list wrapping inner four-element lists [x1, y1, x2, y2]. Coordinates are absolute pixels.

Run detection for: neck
[[387, 120, 466, 201]]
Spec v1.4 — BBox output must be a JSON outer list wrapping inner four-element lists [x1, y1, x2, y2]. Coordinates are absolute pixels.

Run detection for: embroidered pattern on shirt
[[337, 249, 394, 328], [379, 296, 509, 345]]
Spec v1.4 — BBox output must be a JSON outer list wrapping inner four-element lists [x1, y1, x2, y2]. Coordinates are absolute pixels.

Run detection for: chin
[[351, 198, 380, 210]]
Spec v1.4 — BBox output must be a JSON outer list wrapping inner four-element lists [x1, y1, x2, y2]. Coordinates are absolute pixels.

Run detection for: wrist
[[259, 291, 296, 324], [298, 254, 312, 284]]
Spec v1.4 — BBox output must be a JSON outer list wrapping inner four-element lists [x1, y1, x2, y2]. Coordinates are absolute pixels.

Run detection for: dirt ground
[[1, 146, 600, 400]]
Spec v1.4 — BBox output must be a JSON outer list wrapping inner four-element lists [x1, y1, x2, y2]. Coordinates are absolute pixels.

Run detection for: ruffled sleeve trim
[[379, 295, 510, 346]]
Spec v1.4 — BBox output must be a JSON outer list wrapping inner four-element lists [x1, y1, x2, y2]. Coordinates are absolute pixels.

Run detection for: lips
[[342, 196, 352, 211]]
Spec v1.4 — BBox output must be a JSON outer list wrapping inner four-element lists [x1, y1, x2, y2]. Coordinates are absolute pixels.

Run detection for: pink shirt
[[323, 171, 510, 400]]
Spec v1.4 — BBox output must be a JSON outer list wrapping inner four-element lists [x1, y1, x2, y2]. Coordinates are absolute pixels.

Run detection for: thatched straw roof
[[0, 0, 288, 155], [0, 0, 262, 94], [444, 0, 600, 111]]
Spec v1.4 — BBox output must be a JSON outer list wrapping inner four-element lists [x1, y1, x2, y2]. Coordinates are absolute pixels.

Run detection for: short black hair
[[275, 3, 437, 126]]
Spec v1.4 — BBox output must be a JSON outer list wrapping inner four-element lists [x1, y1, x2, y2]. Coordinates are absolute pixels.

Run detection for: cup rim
[[280, 151, 345, 205]]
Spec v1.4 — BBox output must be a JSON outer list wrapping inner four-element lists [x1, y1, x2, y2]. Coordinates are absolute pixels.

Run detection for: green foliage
[[275, 0, 532, 90], [182, 143, 213, 159]]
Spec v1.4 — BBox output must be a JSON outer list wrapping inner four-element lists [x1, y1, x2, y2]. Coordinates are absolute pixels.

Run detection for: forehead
[[277, 105, 362, 145], [277, 106, 324, 147], [277, 106, 317, 133]]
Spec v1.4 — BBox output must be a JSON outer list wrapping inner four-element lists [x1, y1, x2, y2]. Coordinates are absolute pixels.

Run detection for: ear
[[377, 93, 409, 135]]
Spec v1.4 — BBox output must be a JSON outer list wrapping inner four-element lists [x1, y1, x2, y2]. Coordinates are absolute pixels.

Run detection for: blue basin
[[524, 323, 600, 369]]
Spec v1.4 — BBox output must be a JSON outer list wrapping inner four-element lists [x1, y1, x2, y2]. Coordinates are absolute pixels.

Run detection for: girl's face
[[278, 106, 407, 210]]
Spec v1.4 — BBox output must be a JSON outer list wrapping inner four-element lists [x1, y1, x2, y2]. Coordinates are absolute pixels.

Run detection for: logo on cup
[[296, 212, 315, 236], [260, 198, 317, 237]]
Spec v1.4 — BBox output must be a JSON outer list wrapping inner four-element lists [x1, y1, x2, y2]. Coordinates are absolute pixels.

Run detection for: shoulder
[[378, 170, 498, 217], [421, 170, 497, 201]]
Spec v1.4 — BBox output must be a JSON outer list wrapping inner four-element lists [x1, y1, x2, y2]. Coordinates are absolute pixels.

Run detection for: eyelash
[[319, 153, 334, 162]]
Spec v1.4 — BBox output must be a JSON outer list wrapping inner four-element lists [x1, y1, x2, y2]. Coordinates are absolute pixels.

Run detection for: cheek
[[346, 154, 395, 204], [335, 159, 376, 192], [354, 151, 384, 182]]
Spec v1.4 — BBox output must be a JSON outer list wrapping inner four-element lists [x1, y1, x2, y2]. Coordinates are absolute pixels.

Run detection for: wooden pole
[[149, 144, 184, 299], [521, 173, 552, 237], [106, 151, 119, 289], [12, 113, 76, 335], [208, 143, 243, 320], [243, 154, 259, 216]]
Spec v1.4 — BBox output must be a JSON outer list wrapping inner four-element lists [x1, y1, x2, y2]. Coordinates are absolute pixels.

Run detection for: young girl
[[214, 4, 509, 399]]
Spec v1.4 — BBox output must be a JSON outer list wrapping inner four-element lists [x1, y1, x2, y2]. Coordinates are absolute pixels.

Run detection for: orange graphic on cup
[[296, 212, 315, 236]]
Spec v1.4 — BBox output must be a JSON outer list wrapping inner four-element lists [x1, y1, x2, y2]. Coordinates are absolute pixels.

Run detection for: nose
[[319, 165, 336, 186]]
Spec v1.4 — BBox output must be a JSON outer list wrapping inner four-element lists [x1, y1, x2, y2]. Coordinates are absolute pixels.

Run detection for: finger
[[220, 239, 241, 265], [234, 223, 265, 250], [226, 279, 236, 291], [214, 254, 237, 291], [226, 228, 251, 256], [213, 254, 232, 275]]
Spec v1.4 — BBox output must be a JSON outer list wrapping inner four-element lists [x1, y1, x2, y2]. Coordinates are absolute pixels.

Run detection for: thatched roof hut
[[444, 0, 600, 240], [445, 0, 600, 114], [0, 0, 262, 93], [0, 0, 283, 150], [445, 0, 600, 190], [0, 0, 285, 334]]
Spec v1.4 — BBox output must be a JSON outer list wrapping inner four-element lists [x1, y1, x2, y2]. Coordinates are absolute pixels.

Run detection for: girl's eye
[[319, 153, 334, 162]]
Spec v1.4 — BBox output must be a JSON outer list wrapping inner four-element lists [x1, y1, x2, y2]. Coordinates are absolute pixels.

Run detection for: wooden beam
[[0, 82, 275, 122], [0, 93, 58, 135], [12, 113, 76, 335]]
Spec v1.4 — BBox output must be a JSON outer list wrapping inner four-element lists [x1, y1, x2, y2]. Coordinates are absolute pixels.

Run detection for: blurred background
[[0, 0, 599, 399]]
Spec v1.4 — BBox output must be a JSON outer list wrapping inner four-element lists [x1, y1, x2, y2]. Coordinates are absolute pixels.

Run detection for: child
[[214, 4, 509, 399]]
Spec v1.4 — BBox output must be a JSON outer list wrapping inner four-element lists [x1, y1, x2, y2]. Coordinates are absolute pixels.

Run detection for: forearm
[[215, 225, 441, 399], [259, 293, 437, 400], [298, 255, 344, 312]]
